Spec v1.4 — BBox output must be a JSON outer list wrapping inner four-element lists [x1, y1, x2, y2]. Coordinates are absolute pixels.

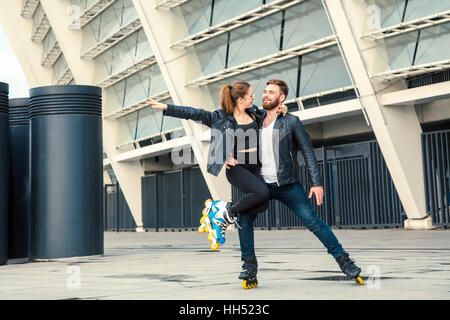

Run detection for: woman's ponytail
[[220, 82, 250, 115], [220, 85, 234, 115]]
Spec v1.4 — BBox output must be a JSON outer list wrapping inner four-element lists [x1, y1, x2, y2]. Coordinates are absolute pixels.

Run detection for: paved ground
[[1, 228, 450, 300]]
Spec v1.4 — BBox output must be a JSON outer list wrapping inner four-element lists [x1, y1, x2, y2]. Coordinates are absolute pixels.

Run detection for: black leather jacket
[[163, 104, 321, 187], [270, 113, 322, 187], [164, 104, 265, 176]]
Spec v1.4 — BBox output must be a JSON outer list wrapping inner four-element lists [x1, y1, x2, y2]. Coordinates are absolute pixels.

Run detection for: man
[[229, 79, 363, 288]]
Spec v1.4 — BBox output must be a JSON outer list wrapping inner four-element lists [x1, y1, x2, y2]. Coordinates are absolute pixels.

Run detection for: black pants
[[225, 164, 269, 215]]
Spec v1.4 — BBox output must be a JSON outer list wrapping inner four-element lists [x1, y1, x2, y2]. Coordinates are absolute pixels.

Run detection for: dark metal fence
[[105, 131, 450, 230], [141, 166, 212, 231], [233, 140, 405, 229], [422, 129, 450, 227], [105, 166, 211, 231], [104, 183, 136, 231]]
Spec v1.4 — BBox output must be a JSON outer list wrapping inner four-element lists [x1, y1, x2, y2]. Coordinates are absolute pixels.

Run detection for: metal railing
[[155, 0, 191, 10], [422, 129, 450, 227], [372, 59, 450, 82], [186, 36, 337, 87], [69, 0, 116, 29], [104, 90, 171, 119], [97, 56, 157, 88], [233, 141, 404, 229], [81, 18, 142, 59], [31, 4, 51, 42], [361, 10, 450, 41], [21, 0, 39, 18], [171, 0, 305, 49]]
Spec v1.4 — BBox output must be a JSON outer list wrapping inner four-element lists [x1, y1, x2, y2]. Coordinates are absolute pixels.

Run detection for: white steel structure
[[1, 0, 450, 230]]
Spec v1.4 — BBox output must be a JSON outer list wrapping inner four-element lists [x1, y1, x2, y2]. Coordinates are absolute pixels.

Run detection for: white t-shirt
[[260, 119, 278, 183]]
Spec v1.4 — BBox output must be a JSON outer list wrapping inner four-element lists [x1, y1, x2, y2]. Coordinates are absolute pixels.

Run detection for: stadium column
[[0, 1, 53, 86], [39, 0, 145, 232], [323, 0, 429, 228], [132, 0, 231, 201]]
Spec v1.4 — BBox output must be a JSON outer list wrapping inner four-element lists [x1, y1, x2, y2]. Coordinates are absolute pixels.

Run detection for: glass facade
[[181, 0, 353, 109], [76, 0, 182, 147], [15, 0, 450, 175], [366, 0, 450, 75]]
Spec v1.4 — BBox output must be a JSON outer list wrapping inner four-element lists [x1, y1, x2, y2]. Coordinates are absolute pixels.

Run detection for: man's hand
[[309, 186, 324, 206]]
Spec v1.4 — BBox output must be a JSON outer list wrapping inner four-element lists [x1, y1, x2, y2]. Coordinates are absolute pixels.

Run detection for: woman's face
[[241, 87, 255, 108]]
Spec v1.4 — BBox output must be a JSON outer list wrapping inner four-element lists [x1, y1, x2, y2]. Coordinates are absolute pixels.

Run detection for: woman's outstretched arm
[[147, 97, 220, 128]]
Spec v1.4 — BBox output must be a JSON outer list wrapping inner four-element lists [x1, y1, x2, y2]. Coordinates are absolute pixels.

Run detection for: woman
[[147, 82, 284, 249]]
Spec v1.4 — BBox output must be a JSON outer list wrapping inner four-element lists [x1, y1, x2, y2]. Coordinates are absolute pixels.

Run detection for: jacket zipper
[[211, 123, 230, 158], [279, 131, 288, 142], [273, 122, 283, 187]]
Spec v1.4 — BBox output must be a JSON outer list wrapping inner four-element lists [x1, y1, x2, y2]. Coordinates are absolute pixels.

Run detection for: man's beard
[[262, 97, 280, 111]]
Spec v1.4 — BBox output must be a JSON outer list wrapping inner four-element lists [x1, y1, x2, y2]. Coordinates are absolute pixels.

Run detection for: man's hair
[[267, 79, 289, 98]]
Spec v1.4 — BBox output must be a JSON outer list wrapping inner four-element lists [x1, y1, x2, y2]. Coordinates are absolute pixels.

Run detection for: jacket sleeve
[[163, 104, 220, 128], [291, 116, 322, 187]]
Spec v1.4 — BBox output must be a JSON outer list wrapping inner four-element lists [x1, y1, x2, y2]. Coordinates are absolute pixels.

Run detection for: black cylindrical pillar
[[0, 82, 9, 265], [8, 98, 30, 260], [29, 85, 103, 259]]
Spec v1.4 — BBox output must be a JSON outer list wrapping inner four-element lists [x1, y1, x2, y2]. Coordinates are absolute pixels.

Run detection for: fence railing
[[233, 141, 404, 229], [104, 132, 450, 231], [422, 129, 450, 227]]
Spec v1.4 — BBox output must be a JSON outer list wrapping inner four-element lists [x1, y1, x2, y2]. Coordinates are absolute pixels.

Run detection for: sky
[[0, 23, 30, 98]]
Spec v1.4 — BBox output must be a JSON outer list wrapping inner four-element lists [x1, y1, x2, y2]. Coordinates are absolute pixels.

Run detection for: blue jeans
[[238, 183, 345, 259]]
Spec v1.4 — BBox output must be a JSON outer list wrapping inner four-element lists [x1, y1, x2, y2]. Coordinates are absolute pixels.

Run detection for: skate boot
[[335, 252, 364, 285], [238, 254, 258, 289], [198, 199, 237, 251]]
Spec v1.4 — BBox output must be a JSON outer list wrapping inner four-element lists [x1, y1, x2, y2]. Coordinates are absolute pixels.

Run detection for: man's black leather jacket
[[163, 104, 322, 187], [270, 112, 322, 187]]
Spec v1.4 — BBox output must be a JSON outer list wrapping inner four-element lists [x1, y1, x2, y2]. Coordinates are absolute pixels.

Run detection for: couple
[[147, 79, 363, 287]]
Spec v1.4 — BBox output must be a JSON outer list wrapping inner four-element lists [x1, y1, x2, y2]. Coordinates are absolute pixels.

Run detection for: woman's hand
[[147, 97, 168, 110], [225, 153, 238, 169]]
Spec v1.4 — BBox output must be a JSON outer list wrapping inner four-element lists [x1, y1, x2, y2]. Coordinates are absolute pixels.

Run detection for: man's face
[[262, 84, 285, 110]]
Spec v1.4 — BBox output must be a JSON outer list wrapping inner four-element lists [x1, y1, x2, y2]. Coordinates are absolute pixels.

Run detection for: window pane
[[283, 1, 332, 50], [228, 12, 282, 68], [179, 0, 213, 34], [415, 23, 450, 65], [404, 0, 450, 21], [367, 0, 404, 28], [300, 46, 352, 96], [192, 34, 228, 76], [383, 31, 418, 70], [212, 0, 262, 26]]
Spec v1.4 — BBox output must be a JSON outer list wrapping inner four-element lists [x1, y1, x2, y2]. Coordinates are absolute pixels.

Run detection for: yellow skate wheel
[[355, 276, 364, 286], [207, 233, 212, 241], [204, 199, 213, 207], [198, 225, 206, 233], [211, 242, 219, 251], [242, 279, 258, 289], [202, 207, 210, 216], [200, 216, 208, 224]]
